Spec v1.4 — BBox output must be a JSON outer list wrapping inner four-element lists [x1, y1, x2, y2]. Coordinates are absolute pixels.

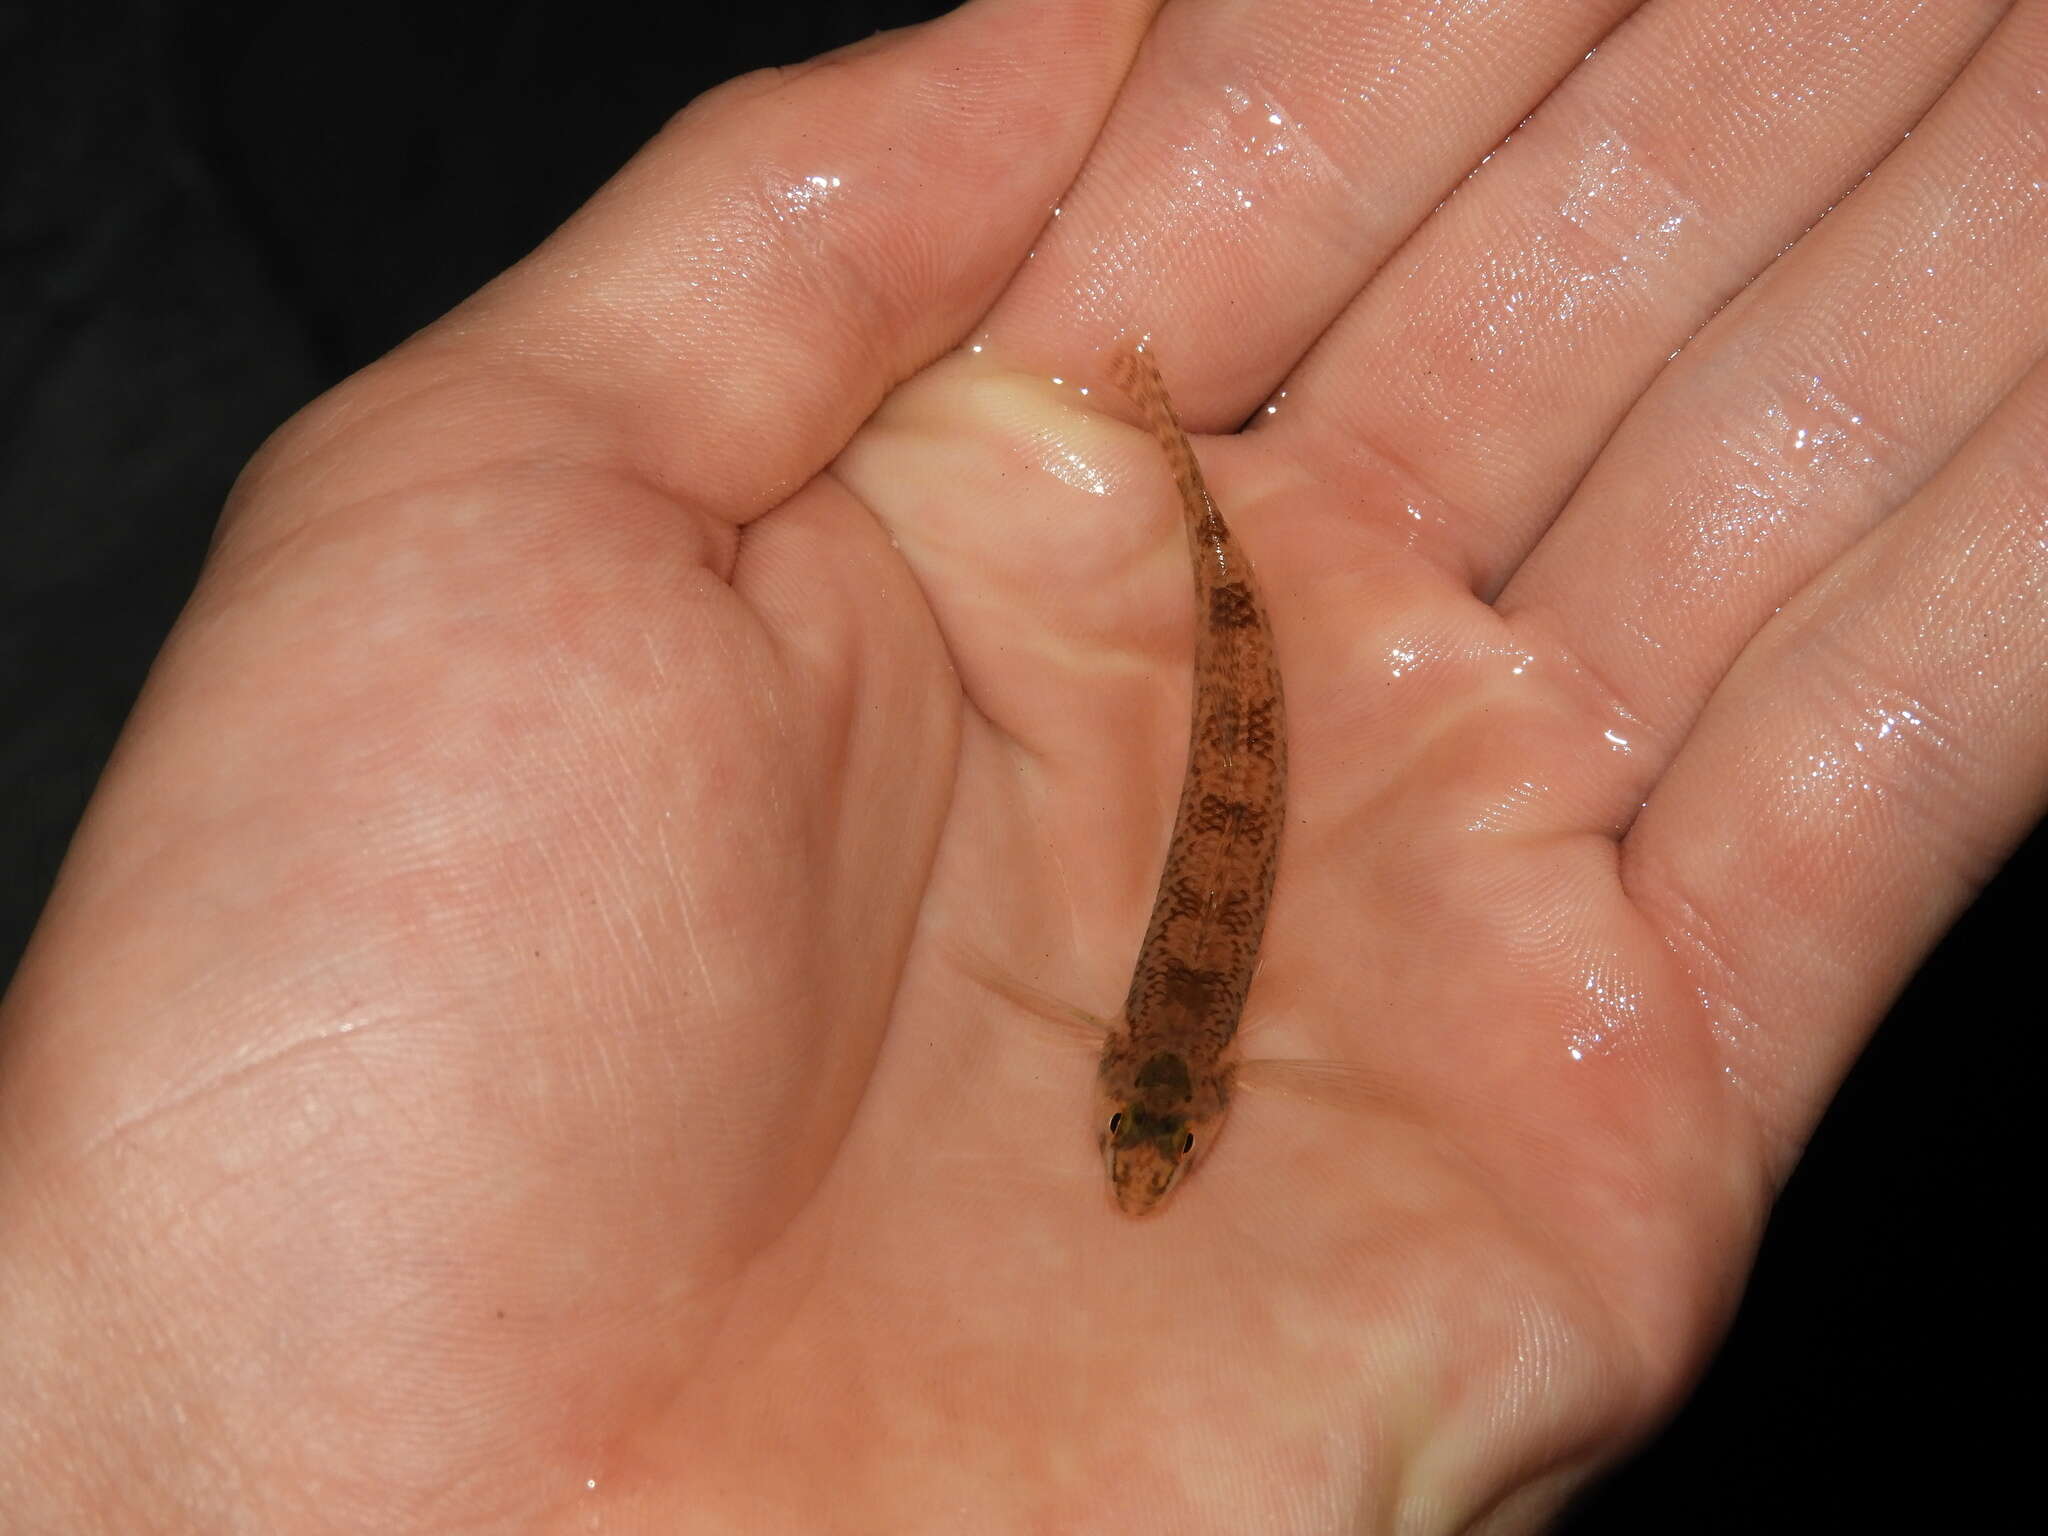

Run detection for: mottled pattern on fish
[[1097, 346, 1287, 1216]]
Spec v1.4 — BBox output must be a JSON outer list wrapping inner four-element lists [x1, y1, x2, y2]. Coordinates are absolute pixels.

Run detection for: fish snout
[[1108, 1140, 1187, 1216]]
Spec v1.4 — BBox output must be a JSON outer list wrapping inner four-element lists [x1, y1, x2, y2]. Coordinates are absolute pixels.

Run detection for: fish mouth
[[1112, 1176, 1156, 1216], [1107, 1146, 1188, 1216]]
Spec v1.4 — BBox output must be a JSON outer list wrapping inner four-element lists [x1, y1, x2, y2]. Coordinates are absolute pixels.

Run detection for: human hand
[[4, 1, 2041, 1530]]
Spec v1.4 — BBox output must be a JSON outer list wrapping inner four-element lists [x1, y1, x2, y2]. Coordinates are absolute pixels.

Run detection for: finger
[[1625, 354, 2048, 1172], [985, 0, 1642, 424], [1273, 0, 2006, 586], [1502, 1, 2048, 782], [232, 0, 1155, 538]]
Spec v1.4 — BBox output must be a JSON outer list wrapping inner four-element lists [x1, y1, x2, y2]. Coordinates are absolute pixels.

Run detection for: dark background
[[2, 3, 2032, 1528]]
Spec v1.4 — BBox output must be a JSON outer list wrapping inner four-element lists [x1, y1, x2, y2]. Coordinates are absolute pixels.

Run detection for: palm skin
[[4, 0, 2044, 1530]]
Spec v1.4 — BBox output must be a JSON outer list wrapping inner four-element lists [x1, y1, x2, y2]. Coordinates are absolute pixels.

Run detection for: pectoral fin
[[941, 936, 1110, 1050], [1235, 1056, 1413, 1115]]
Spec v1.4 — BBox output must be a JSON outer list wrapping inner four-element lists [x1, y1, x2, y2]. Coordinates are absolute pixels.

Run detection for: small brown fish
[[1096, 345, 1287, 1216]]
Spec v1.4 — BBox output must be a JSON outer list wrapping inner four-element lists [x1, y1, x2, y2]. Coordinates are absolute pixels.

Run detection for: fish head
[[1100, 1104, 1199, 1215], [1096, 1047, 1227, 1216]]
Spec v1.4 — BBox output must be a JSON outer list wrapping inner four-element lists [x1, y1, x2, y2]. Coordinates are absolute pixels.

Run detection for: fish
[[1090, 343, 1288, 1216]]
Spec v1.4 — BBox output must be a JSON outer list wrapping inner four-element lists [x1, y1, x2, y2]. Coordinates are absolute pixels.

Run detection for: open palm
[[5, 1, 2043, 1530]]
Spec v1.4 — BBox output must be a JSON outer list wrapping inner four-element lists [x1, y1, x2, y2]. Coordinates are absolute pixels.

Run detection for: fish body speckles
[[1097, 345, 1287, 1217]]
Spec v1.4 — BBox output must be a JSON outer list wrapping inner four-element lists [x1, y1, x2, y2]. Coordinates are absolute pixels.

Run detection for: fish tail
[[1107, 342, 1218, 554]]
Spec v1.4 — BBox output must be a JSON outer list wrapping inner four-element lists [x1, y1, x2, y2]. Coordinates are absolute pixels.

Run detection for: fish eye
[[1107, 1111, 1123, 1136], [1180, 1131, 1195, 1157]]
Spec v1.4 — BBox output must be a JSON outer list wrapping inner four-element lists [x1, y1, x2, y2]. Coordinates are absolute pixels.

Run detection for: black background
[[2, 3, 2033, 1528]]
